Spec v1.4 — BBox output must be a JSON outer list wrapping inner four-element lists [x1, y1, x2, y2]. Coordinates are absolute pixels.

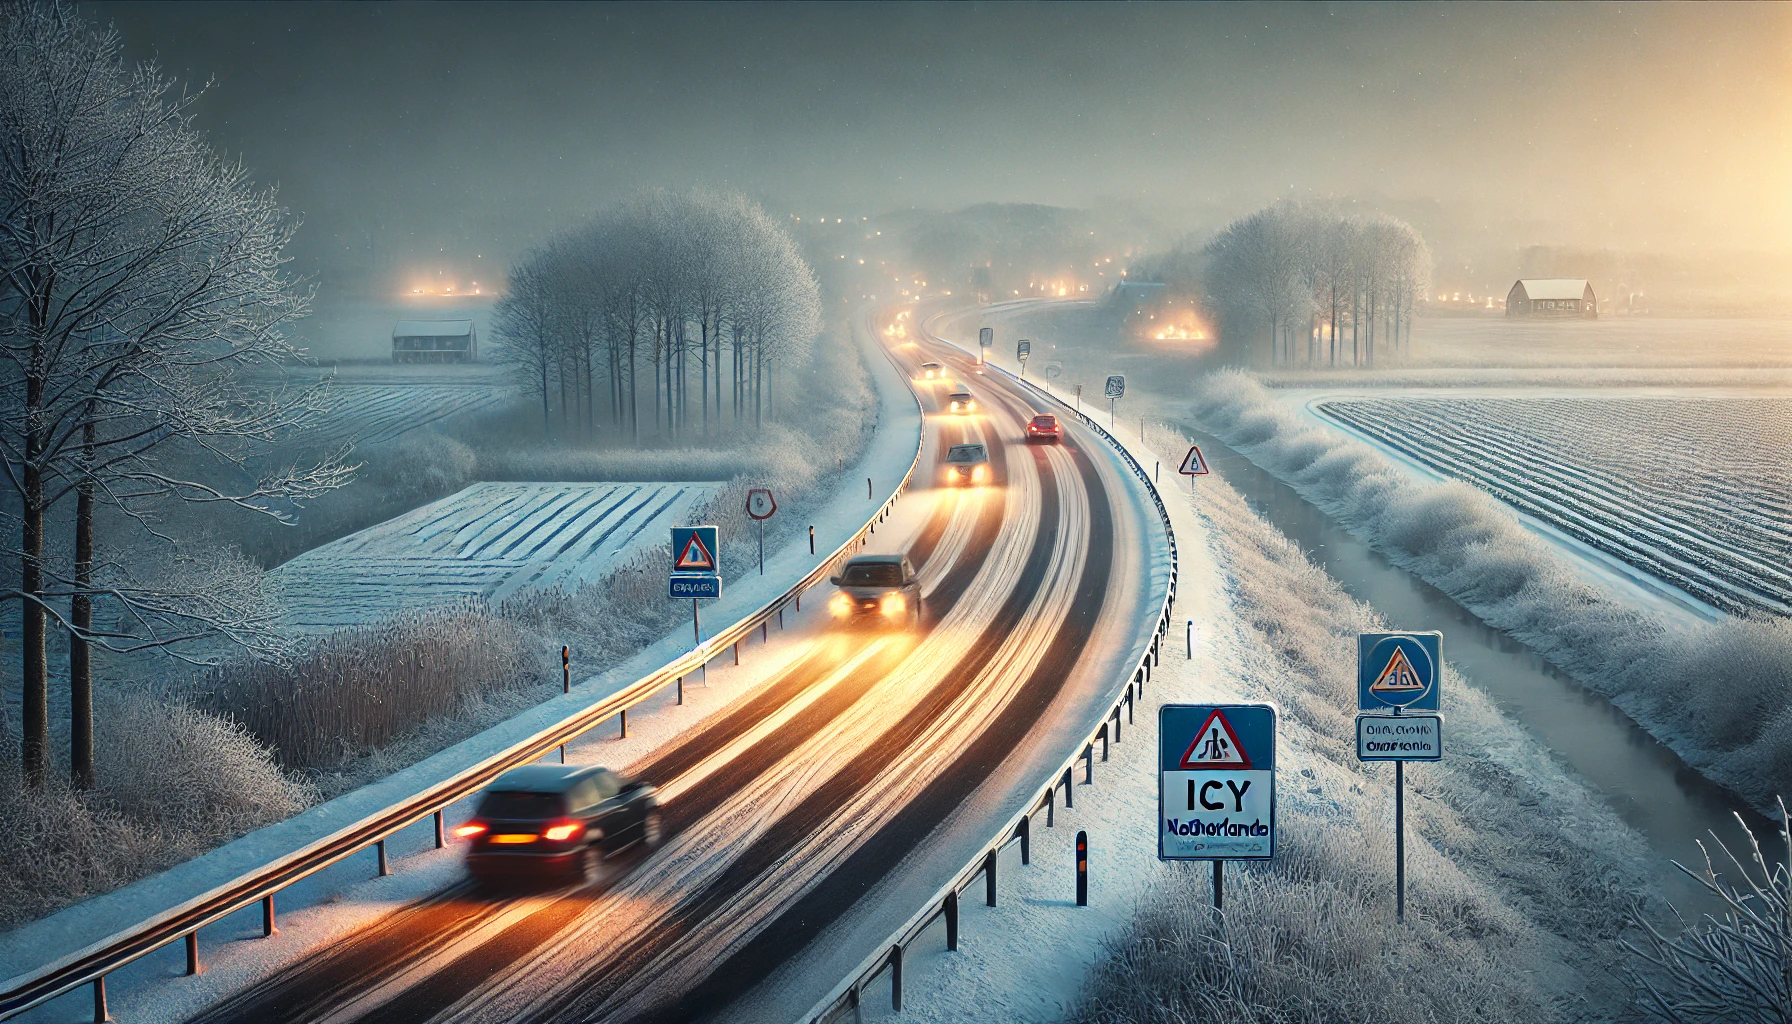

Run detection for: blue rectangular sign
[[671, 526, 720, 574], [668, 573, 720, 600], [1158, 703, 1276, 861], [1357, 631, 1441, 712]]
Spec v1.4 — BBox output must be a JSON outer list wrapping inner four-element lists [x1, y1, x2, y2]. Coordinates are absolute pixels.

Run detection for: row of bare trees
[[494, 189, 822, 441], [0, 4, 349, 786], [1202, 202, 1431, 367]]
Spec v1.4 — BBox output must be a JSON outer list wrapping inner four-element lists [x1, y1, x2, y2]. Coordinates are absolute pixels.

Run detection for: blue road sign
[[671, 526, 720, 574], [1159, 703, 1276, 861], [1358, 632, 1441, 711], [669, 573, 721, 600]]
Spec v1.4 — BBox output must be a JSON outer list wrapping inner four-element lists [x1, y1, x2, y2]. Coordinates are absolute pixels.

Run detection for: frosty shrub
[[1625, 805, 1792, 1023], [0, 696, 311, 929], [191, 600, 541, 772], [1188, 369, 1792, 809]]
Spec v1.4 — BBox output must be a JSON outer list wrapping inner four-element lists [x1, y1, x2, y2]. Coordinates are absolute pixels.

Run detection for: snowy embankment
[[868, 411, 1657, 1023], [1187, 369, 1792, 813], [0, 323, 922, 1010]]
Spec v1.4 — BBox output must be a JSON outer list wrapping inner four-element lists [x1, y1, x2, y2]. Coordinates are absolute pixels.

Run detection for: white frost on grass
[[272, 481, 719, 632], [1188, 369, 1792, 813]]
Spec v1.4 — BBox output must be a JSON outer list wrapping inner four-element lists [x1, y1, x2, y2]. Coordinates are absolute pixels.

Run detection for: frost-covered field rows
[[274, 481, 718, 632], [1316, 396, 1792, 616], [307, 382, 511, 446]]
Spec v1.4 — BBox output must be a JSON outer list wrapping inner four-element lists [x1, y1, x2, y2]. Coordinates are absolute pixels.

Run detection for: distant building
[[392, 320, 477, 363], [1506, 279, 1597, 319]]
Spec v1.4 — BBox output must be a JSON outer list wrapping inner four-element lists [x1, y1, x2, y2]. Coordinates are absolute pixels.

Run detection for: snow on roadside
[[868, 411, 1659, 1023]]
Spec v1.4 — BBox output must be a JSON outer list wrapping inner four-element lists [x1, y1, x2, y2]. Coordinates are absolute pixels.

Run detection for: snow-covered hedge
[[1186, 369, 1792, 811]]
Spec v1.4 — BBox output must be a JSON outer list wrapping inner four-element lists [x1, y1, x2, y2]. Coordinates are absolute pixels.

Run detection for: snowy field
[[273, 481, 718, 632], [1407, 315, 1792, 368], [305, 379, 511, 447], [1315, 395, 1792, 616]]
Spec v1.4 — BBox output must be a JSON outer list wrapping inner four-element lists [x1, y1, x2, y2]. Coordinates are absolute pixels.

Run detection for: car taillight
[[543, 821, 583, 842], [454, 823, 487, 839], [882, 592, 907, 616]]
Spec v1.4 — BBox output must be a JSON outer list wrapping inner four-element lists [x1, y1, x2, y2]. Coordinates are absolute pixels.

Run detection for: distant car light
[[454, 823, 487, 839], [542, 821, 583, 842]]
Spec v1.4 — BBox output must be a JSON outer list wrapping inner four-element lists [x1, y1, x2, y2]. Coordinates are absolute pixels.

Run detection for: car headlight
[[950, 401, 961, 410], [830, 592, 853, 617], [882, 593, 906, 616], [971, 465, 987, 483]]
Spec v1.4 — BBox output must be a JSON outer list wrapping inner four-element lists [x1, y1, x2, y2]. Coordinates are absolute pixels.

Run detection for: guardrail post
[[778, 609, 784, 630], [1062, 767, 1074, 808], [890, 943, 903, 1011], [376, 839, 389, 877], [1017, 814, 1031, 865], [559, 743, 566, 764], [1045, 785, 1055, 827], [944, 889, 958, 950], [92, 975, 109, 1023], [847, 983, 861, 1023], [619, 708, 628, 739], [186, 931, 202, 976], [733, 641, 740, 666], [1099, 723, 1109, 762], [435, 810, 445, 849], [262, 894, 277, 937], [1126, 682, 1134, 724], [677, 676, 685, 705], [1111, 706, 1121, 744], [1083, 743, 1094, 784], [1076, 831, 1088, 906], [985, 849, 998, 906]]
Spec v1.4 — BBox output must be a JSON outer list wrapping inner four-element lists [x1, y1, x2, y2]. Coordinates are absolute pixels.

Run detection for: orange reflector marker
[[490, 834, 538, 844], [453, 823, 487, 839]]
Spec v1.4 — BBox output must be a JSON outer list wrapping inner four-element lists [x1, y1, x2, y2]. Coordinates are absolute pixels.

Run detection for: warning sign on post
[[671, 526, 720, 574], [1159, 704, 1276, 861], [1358, 632, 1441, 712]]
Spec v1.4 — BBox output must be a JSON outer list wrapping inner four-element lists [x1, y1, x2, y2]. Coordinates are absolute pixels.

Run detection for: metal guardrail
[[801, 352, 1180, 1023], [0, 335, 927, 1023]]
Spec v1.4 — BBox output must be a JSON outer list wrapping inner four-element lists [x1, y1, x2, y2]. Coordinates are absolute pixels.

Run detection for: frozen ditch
[[272, 481, 719, 632], [1314, 395, 1792, 616]]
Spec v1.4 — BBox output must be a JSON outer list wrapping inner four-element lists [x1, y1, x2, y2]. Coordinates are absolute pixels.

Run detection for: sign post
[[1016, 339, 1031, 378], [671, 526, 721, 671], [1073, 383, 1083, 414], [1356, 631, 1443, 922], [1159, 703, 1277, 915], [978, 326, 993, 365], [1104, 374, 1125, 428], [745, 489, 778, 575]]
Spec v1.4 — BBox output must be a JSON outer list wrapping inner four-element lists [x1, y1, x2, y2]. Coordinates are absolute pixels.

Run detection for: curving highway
[[187, 308, 1157, 1024]]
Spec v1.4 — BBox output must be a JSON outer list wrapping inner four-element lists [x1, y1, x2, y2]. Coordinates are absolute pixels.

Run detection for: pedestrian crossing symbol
[[671, 526, 719, 573], [1370, 647, 1426, 693], [1358, 631, 1441, 711], [1179, 709, 1251, 769]]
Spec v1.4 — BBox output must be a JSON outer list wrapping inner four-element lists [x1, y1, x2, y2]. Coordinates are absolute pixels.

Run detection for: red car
[[1025, 414, 1062, 443]]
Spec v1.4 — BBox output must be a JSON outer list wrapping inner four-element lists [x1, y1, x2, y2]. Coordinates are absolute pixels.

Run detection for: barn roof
[[393, 319, 474, 338], [1515, 279, 1591, 301]]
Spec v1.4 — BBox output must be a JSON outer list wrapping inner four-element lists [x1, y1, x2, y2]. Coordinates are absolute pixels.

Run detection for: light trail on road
[[187, 310, 1152, 1024]]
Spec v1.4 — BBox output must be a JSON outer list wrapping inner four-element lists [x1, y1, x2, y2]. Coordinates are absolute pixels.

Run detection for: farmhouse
[[392, 320, 477, 363], [1506, 279, 1597, 319]]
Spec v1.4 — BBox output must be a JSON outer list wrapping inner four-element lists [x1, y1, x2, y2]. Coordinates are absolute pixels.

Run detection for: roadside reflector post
[[733, 641, 740, 666], [619, 708, 628, 739], [1018, 814, 1031, 865], [1187, 620, 1194, 659], [558, 744, 565, 764], [944, 890, 958, 950], [985, 849, 998, 906], [1155, 460, 1160, 481], [376, 839, 389, 877], [889, 943, 903, 1011], [809, 525, 815, 554], [562, 646, 570, 694], [92, 976, 109, 1024], [262, 894, 277, 937], [867, 477, 873, 499], [1076, 831, 1088, 906], [1062, 767, 1074, 808], [677, 676, 684, 705], [1214, 860, 1224, 917], [434, 810, 445, 848]]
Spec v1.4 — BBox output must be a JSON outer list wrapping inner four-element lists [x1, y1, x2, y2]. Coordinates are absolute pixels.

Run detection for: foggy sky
[[91, 1, 1792, 290]]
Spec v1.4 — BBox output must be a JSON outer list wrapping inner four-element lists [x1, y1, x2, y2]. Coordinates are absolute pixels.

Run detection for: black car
[[458, 764, 660, 885], [829, 553, 923, 626]]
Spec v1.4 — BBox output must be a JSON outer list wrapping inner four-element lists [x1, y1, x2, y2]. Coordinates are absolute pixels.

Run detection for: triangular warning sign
[[1370, 646, 1427, 692], [1179, 709, 1251, 768], [1179, 445, 1210, 476], [674, 533, 716, 571]]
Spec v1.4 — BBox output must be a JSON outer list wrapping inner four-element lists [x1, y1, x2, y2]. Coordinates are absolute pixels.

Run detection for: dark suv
[[829, 553, 922, 626], [458, 764, 660, 886]]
